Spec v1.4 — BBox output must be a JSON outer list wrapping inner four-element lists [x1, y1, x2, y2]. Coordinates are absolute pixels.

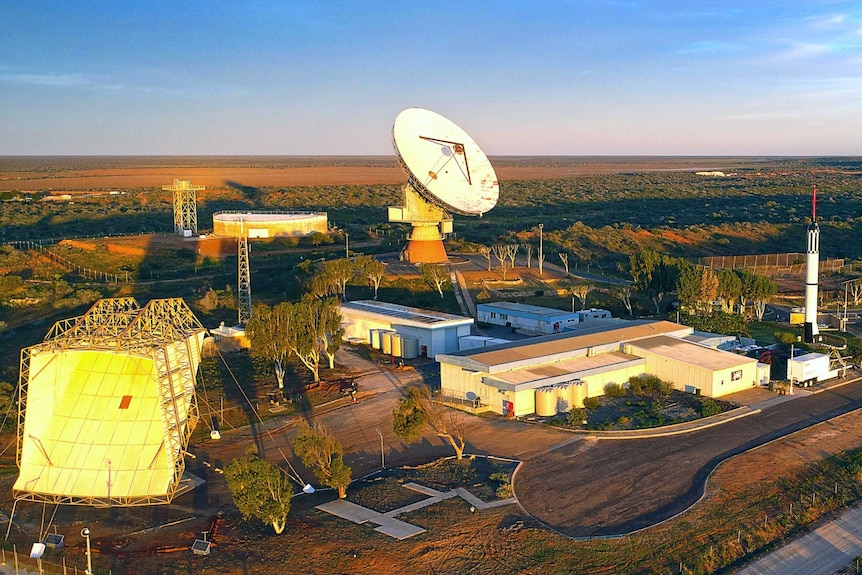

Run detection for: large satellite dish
[[389, 108, 499, 263], [393, 108, 498, 216]]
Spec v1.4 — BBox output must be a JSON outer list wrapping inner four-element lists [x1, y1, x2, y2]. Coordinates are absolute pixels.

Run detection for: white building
[[477, 301, 613, 335], [437, 320, 761, 417], [339, 300, 473, 359]]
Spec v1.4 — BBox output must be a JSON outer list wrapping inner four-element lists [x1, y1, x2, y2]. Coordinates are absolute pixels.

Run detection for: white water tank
[[382, 331, 394, 355], [535, 387, 558, 417], [391, 333, 404, 357], [555, 383, 574, 413]]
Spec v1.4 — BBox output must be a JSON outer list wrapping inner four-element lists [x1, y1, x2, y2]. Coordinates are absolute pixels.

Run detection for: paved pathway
[[316, 481, 517, 540], [736, 504, 862, 575]]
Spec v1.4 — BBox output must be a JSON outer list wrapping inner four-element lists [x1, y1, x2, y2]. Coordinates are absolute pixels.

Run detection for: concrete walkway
[[316, 481, 517, 540], [736, 504, 862, 575]]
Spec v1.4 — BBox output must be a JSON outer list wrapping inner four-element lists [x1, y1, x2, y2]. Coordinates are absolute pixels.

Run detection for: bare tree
[[420, 263, 449, 298], [614, 285, 634, 317], [506, 244, 519, 269], [478, 246, 492, 271], [354, 255, 386, 300], [558, 252, 570, 277], [392, 385, 467, 460], [492, 245, 509, 280], [523, 244, 534, 268], [851, 280, 862, 306], [571, 283, 592, 310]]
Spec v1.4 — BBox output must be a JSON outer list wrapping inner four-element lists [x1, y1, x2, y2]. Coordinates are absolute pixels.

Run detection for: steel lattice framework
[[15, 298, 206, 507], [237, 235, 252, 325], [163, 179, 204, 236]]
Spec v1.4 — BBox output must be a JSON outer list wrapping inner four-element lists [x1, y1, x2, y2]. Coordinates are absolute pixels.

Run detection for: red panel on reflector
[[119, 395, 132, 409]]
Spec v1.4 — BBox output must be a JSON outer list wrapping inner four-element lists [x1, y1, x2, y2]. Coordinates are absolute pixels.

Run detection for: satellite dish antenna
[[389, 108, 499, 263]]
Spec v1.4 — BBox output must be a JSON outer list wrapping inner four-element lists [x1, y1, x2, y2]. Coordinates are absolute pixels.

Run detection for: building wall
[[341, 310, 469, 359], [634, 348, 758, 397], [212, 213, 327, 238], [477, 305, 578, 335]]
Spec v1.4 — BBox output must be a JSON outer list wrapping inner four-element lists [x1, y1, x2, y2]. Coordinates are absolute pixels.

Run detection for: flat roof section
[[628, 335, 758, 371], [340, 300, 473, 327], [478, 301, 579, 320], [439, 320, 691, 372], [484, 351, 645, 391]]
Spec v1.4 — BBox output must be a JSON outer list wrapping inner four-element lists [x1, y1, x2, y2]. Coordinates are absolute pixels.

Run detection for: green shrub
[[567, 408, 587, 426], [628, 374, 673, 396], [604, 382, 626, 398], [699, 398, 721, 417], [583, 396, 600, 410]]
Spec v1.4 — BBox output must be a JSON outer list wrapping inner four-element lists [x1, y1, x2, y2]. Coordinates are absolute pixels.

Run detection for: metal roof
[[628, 335, 758, 371], [340, 300, 473, 327], [438, 320, 691, 373]]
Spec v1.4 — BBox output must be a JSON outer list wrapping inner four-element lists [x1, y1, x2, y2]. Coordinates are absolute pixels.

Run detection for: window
[[731, 370, 742, 381]]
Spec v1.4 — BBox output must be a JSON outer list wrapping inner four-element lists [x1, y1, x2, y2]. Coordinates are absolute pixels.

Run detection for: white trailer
[[787, 352, 830, 386]]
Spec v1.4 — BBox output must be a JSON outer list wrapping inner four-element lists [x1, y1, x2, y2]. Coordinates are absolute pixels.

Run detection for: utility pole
[[538, 223, 544, 275]]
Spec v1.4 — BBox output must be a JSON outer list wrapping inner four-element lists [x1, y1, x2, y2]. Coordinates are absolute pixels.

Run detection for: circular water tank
[[555, 383, 574, 413], [572, 381, 586, 409], [401, 335, 420, 359], [391, 333, 404, 358], [381, 331, 394, 355], [535, 387, 558, 417], [370, 329, 383, 350]]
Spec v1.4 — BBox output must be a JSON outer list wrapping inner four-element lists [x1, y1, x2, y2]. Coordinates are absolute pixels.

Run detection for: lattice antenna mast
[[237, 218, 252, 326], [163, 180, 205, 236]]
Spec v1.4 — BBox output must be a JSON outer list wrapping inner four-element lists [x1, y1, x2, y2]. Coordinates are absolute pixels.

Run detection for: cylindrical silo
[[370, 329, 383, 350], [401, 335, 419, 359], [391, 333, 404, 357], [555, 383, 574, 413], [535, 387, 558, 417], [572, 381, 586, 409], [381, 331, 394, 355]]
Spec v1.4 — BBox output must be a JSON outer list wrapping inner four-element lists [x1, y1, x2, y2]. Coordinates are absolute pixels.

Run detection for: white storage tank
[[401, 335, 420, 359], [369, 329, 384, 350], [572, 381, 586, 409], [535, 387, 558, 417], [381, 331, 394, 355], [555, 383, 574, 413]]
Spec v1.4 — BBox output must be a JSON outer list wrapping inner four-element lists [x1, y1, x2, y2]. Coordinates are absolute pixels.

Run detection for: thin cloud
[[0, 72, 91, 87]]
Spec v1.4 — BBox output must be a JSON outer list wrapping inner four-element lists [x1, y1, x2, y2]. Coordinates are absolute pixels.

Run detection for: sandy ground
[[0, 156, 775, 191]]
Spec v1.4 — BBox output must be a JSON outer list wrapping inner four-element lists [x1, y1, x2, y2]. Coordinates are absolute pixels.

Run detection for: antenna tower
[[237, 220, 252, 326], [163, 180, 205, 236]]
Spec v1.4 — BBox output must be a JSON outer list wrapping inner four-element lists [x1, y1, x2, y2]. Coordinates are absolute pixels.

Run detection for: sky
[[2, 1, 861, 156]]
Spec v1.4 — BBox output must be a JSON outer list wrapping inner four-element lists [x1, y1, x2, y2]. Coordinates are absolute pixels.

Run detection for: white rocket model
[[804, 185, 820, 343]]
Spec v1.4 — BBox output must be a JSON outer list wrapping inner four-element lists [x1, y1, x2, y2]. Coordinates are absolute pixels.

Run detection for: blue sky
[[2, 1, 861, 155]]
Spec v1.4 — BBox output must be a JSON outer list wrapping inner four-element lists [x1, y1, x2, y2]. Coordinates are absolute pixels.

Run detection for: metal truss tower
[[237, 233, 252, 326], [163, 179, 205, 236]]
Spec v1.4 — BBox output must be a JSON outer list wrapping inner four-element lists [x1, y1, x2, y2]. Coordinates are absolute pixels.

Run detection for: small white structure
[[340, 300, 473, 359], [458, 335, 512, 351], [787, 352, 832, 386], [477, 302, 582, 335]]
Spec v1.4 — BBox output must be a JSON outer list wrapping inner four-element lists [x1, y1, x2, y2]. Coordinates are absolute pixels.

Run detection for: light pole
[[81, 527, 92, 575], [375, 428, 384, 469], [538, 223, 544, 275], [345, 232, 349, 259]]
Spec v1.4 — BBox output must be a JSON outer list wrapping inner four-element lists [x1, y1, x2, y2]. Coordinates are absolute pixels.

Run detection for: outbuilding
[[478, 302, 583, 335], [340, 300, 473, 359]]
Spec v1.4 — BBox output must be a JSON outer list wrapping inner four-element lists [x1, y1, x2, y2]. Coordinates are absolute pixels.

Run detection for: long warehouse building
[[436, 320, 761, 418]]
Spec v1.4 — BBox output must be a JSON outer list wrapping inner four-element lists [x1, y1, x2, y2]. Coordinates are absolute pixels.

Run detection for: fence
[[701, 252, 845, 277], [7, 241, 129, 285]]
